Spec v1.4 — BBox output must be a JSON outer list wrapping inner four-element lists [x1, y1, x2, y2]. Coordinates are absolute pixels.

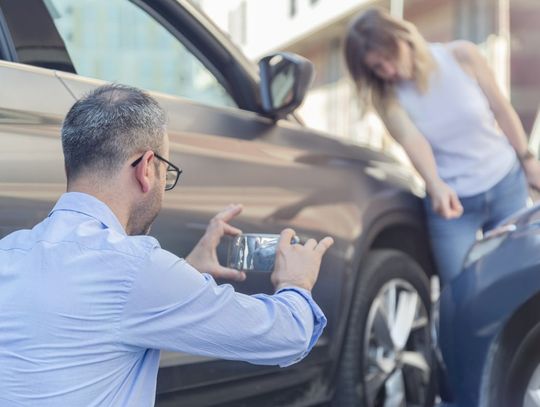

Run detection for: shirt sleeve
[[273, 287, 327, 366], [117, 246, 327, 367]]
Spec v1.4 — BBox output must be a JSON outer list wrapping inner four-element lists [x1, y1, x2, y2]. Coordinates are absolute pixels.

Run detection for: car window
[[43, 0, 237, 109]]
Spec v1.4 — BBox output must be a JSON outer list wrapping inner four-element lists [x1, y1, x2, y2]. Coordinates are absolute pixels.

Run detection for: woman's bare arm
[[451, 40, 540, 190], [377, 102, 463, 218]]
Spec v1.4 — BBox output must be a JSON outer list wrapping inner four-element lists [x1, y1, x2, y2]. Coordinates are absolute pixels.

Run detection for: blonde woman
[[344, 8, 540, 285]]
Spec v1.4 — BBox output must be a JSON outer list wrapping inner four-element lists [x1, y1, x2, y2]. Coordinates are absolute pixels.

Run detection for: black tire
[[488, 313, 540, 407], [333, 249, 435, 407]]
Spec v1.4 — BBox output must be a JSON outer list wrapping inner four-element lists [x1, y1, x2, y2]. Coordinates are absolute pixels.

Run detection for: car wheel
[[334, 249, 434, 407], [489, 320, 540, 407]]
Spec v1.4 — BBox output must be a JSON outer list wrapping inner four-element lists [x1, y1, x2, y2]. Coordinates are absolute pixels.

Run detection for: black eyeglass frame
[[131, 152, 182, 191]]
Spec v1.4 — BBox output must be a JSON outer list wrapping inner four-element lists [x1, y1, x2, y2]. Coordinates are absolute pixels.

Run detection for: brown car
[[0, 0, 436, 406]]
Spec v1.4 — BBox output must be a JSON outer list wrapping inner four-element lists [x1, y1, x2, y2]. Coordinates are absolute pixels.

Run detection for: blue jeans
[[424, 161, 528, 286]]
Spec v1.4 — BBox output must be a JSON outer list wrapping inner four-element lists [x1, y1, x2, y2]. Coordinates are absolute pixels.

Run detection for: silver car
[[0, 0, 436, 405]]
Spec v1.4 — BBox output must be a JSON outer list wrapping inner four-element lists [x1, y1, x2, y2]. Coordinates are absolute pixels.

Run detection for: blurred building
[[196, 0, 540, 155], [510, 0, 540, 135]]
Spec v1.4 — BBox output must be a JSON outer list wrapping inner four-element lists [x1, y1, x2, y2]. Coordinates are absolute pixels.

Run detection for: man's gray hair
[[61, 83, 167, 180]]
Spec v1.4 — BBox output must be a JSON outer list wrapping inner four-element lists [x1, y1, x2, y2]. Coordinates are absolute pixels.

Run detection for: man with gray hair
[[0, 84, 333, 406]]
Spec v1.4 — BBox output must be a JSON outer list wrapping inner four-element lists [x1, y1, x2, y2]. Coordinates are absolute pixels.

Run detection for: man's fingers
[[214, 204, 243, 222], [315, 237, 334, 254], [223, 223, 242, 236], [532, 182, 540, 193], [279, 228, 296, 250], [215, 267, 246, 281], [304, 238, 317, 250]]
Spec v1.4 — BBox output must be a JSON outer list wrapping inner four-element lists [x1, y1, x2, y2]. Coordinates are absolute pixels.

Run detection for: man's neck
[[67, 180, 130, 232]]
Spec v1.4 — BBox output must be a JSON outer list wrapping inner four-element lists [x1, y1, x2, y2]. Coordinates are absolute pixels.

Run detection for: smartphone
[[227, 233, 300, 272]]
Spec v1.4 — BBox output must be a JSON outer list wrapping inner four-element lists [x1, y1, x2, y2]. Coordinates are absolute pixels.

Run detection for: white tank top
[[395, 43, 516, 197]]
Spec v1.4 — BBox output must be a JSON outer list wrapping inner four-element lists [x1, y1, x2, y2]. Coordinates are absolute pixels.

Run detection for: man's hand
[[186, 204, 246, 281], [427, 179, 464, 219], [271, 228, 334, 292]]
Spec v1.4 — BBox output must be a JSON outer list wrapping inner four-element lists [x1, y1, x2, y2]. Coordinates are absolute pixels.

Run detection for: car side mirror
[[258, 52, 314, 120]]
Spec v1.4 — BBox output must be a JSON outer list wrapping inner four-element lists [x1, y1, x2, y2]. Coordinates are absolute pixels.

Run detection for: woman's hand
[[426, 179, 464, 219], [522, 158, 540, 192]]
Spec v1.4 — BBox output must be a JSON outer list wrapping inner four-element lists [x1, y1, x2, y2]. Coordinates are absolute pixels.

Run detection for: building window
[[289, 0, 297, 17]]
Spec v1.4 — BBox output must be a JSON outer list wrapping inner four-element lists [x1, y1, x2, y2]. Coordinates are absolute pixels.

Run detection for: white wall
[[199, 0, 373, 59]]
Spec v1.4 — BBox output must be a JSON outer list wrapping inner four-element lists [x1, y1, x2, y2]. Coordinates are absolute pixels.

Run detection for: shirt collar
[[49, 192, 127, 235]]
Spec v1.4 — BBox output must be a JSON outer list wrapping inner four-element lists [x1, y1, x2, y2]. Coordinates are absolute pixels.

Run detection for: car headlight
[[464, 224, 516, 268]]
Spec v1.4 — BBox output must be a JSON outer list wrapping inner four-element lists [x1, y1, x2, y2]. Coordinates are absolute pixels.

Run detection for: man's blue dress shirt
[[0, 192, 326, 406]]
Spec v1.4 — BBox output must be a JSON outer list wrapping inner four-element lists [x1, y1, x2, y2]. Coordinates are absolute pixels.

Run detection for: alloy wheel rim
[[524, 364, 540, 406], [362, 279, 431, 407]]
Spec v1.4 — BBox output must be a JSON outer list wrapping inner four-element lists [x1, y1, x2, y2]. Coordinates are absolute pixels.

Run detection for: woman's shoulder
[[442, 41, 483, 76], [443, 40, 480, 63]]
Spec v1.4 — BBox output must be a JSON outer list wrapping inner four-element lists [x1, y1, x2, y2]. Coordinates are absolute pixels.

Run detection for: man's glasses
[[131, 152, 182, 191]]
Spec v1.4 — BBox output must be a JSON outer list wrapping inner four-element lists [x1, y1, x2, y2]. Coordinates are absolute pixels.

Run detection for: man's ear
[[133, 150, 155, 194]]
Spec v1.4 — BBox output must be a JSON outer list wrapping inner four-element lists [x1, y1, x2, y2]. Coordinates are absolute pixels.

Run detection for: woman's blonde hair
[[344, 8, 436, 113]]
